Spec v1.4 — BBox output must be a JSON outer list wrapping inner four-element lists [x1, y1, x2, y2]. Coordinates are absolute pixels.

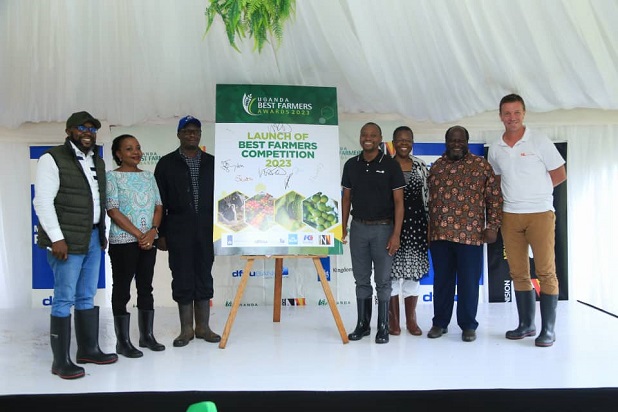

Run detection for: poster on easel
[[213, 84, 343, 257]]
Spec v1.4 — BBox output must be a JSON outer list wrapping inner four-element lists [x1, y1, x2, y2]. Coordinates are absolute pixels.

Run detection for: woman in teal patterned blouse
[[106, 134, 165, 358]]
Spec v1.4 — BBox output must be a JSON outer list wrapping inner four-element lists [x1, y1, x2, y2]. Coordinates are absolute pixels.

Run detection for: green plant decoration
[[205, 0, 296, 53]]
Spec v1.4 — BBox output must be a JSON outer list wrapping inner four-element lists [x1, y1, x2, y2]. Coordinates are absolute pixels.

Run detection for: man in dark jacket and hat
[[154, 115, 220, 347]]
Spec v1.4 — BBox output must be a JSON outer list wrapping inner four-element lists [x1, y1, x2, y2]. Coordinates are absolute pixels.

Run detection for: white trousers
[[391, 278, 420, 298]]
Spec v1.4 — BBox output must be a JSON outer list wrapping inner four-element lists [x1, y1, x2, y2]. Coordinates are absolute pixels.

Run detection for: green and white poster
[[213, 84, 343, 256]]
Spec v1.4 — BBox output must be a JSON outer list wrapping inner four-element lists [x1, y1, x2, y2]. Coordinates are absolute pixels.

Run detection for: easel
[[218, 255, 350, 348]]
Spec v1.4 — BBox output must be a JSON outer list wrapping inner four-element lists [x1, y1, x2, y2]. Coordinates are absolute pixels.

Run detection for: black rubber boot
[[173, 303, 194, 347], [138, 309, 165, 351], [348, 298, 372, 341], [194, 300, 221, 343], [506, 289, 537, 340], [50, 315, 85, 379], [114, 314, 143, 358], [74, 306, 118, 364], [535, 293, 558, 347], [375, 300, 390, 344]]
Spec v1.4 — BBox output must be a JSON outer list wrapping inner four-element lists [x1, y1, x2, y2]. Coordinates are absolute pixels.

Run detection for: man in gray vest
[[33, 111, 118, 379]]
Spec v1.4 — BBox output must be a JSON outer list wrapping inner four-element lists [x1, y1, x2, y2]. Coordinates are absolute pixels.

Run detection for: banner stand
[[219, 255, 349, 349]]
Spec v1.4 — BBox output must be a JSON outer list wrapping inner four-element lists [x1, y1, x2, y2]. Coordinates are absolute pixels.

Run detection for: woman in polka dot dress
[[388, 126, 429, 336]]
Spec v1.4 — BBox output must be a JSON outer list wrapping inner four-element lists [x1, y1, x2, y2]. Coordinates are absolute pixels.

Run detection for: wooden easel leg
[[273, 257, 283, 322], [312, 257, 350, 344], [219, 258, 255, 349]]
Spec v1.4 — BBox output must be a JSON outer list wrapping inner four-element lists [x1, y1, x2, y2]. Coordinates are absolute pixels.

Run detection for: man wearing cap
[[154, 116, 220, 347], [33, 111, 118, 380]]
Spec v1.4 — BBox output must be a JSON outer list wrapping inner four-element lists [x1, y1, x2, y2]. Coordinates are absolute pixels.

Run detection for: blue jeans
[[349, 220, 393, 301], [47, 228, 101, 317], [429, 240, 483, 331]]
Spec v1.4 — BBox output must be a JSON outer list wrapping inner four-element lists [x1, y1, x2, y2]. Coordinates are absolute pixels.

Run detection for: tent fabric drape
[[1, 0, 618, 128], [563, 126, 618, 316], [0, 143, 32, 308]]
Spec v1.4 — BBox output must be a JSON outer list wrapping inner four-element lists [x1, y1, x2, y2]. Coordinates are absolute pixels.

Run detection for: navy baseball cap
[[177, 115, 201, 132]]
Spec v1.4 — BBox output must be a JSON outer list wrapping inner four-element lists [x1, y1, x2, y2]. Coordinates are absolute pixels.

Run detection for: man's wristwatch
[[151, 226, 159, 234]]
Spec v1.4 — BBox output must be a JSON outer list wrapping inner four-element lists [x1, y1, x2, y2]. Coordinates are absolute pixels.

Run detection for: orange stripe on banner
[[295, 298, 306, 306]]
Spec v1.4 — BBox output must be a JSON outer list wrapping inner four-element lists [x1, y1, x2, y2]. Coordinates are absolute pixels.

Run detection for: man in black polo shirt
[[341, 122, 405, 344]]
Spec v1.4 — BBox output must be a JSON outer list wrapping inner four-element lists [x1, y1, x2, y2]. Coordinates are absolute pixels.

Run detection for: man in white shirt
[[33, 111, 117, 379], [488, 94, 567, 347]]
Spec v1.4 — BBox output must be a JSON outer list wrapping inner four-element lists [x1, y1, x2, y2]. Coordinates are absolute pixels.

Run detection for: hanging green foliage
[[204, 0, 296, 53]]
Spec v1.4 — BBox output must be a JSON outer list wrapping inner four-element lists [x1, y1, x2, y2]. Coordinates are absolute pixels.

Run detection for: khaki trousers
[[501, 211, 559, 295]]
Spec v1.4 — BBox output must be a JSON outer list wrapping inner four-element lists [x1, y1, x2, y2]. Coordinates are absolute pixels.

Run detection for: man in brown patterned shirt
[[427, 125, 503, 342]]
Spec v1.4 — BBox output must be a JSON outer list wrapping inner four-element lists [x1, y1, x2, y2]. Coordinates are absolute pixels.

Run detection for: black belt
[[355, 218, 392, 225], [93, 224, 99, 229]]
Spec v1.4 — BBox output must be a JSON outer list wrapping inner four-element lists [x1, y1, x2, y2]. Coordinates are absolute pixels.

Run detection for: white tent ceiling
[[1, 0, 617, 129]]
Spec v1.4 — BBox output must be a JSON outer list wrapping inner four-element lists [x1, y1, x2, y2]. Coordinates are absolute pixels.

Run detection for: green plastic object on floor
[[186, 401, 218, 412]]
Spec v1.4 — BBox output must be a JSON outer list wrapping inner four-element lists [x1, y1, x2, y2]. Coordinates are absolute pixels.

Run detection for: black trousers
[[108, 242, 157, 315], [167, 231, 214, 304]]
